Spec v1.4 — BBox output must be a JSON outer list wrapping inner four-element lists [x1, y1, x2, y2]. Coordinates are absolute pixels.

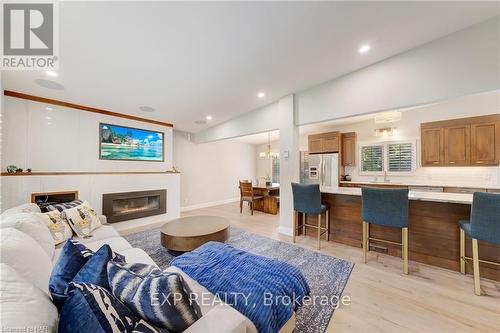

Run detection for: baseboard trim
[[278, 225, 293, 236], [181, 197, 240, 212]]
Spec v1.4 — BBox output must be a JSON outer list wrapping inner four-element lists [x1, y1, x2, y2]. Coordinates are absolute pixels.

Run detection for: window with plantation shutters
[[361, 145, 384, 172], [388, 143, 414, 172]]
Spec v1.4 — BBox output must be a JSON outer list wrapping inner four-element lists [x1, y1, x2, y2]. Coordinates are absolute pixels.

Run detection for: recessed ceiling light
[[257, 92, 265, 99], [46, 107, 53, 111], [194, 120, 207, 125], [206, 115, 213, 121], [359, 44, 371, 54], [45, 70, 58, 77], [35, 79, 64, 90], [139, 106, 155, 113]]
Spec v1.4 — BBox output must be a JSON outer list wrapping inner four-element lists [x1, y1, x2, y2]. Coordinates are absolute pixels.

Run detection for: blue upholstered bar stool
[[291, 183, 329, 250], [361, 187, 409, 274], [459, 192, 500, 296]]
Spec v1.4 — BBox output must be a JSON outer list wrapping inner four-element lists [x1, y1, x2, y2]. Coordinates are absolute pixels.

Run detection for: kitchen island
[[298, 187, 500, 281]]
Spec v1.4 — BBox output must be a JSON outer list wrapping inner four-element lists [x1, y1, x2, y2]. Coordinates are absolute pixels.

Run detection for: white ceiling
[[2, 2, 499, 132]]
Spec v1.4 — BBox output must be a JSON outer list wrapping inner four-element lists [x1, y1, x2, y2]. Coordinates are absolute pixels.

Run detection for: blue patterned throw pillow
[[50, 240, 94, 308], [50, 240, 125, 309], [73, 244, 115, 290], [59, 282, 136, 333], [108, 261, 201, 333]]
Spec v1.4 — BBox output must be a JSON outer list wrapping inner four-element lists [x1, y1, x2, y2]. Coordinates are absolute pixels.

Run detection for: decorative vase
[[6, 165, 17, 173]]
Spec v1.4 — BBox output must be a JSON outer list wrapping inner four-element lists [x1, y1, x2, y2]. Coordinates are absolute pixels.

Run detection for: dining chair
[[239, 181, 263, 215]]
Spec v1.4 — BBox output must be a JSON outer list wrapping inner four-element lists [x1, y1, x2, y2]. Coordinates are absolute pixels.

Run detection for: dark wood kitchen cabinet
[[444, 125, 470, 166], [471, 121, 500, 165], [421, 127, 444, 166], [341, 132, 356, 166], [308, 131, 339, 154], [421, 114, 499, 167]]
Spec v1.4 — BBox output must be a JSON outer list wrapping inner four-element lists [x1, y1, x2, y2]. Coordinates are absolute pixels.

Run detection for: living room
[[1, 2, 499, 333]]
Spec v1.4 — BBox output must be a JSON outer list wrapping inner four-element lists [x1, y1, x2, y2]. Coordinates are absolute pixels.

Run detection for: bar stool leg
[[317, 214, 321, 250], [292, 210, 297, 243], [302, 214, 306, 236], [459, 228, 465, 274], [326, 209, 330, 241], [472, 238, 481, 296], [362, 221, 368, 263], [402, 227, 409, 275]]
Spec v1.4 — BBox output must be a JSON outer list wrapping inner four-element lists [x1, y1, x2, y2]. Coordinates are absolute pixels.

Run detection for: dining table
[[252, 182, 280, 215]]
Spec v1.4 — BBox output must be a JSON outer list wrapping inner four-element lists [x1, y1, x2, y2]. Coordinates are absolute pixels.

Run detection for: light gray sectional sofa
[[0, 203, 275, 333]]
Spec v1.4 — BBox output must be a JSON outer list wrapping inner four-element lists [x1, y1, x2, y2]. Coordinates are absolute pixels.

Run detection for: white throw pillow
[[0, 228, 53, 294], [37, 210, 73, 245], [1, 203, 41, 217], [0, 212, 55, 258], [63, 201, 102, 238], [0, 264, 58, 332]]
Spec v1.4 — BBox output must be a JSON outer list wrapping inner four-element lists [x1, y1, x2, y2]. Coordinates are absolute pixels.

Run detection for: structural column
[[278, 94, 299, 236]]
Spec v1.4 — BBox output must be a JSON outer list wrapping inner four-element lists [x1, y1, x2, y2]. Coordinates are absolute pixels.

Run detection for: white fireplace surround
[[1, 173, 180, 232]]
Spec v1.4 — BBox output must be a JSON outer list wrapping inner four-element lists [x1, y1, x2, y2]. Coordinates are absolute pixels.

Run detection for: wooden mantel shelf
[[1, 171, 180, 176]]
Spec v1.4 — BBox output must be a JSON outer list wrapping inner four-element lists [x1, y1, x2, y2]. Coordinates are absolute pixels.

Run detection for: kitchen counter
[[296, 187, 500, 282], [339, 180, 500, 190], [321, 186, 473, 204]]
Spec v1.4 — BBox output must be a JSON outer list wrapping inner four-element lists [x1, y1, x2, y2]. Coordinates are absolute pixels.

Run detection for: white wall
[[1, 97, 173, 172], [1, 96, 180, 228], [277, 95, 299, 236], [300, 91, 500, 187], [1, 173, 181, 232], [173, 130, 257, 210]]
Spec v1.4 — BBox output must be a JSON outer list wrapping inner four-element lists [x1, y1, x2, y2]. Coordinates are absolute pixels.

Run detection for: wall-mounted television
[[99, 123, 164, 161]]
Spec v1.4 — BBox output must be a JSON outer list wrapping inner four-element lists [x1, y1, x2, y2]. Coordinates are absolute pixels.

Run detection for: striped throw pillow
[[47, 200, 83, 212], [107, 261, 201, 332], [59, 282, 137, 333]]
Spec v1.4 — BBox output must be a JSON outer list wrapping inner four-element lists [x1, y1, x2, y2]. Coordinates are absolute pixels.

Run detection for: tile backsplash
[[344, 166, 500, 187]]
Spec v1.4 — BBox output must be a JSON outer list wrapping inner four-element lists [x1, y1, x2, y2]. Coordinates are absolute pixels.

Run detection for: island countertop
[[296, 186, 499, 281], [321, 186, 473, 204]]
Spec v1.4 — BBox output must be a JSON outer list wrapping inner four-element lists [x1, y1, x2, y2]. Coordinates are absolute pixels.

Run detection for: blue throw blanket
[[171, 242, 310, 333]]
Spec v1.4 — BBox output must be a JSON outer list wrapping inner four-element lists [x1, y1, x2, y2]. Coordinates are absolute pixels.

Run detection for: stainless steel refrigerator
[[300, 152, 339, 188]]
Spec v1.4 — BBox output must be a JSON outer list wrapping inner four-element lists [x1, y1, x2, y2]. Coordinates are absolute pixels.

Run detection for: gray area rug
[[124, 227, 354, 333]]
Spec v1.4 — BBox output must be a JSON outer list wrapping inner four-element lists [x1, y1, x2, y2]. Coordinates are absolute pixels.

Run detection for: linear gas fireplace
[[102, 189, 166, 223]]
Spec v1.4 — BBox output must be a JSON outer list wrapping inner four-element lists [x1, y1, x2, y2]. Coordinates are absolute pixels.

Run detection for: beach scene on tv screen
[[100, 124, 164, 161]]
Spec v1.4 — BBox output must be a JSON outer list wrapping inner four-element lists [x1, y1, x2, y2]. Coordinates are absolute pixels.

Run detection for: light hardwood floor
[[122, 202, 500, 333]]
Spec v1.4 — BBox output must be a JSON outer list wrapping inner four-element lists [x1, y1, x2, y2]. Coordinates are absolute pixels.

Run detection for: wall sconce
[[374, 127, 398, 137]]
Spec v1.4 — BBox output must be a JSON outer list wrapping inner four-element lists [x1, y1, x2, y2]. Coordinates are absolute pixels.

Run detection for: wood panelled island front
[[298, 188, 500, 281]]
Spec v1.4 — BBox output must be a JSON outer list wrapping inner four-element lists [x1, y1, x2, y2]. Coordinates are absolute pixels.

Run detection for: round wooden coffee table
[[160, 215, 230, 252]]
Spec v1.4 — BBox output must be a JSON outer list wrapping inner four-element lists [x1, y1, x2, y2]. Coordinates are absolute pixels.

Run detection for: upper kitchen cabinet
[[341, 132, 356, 166], [421, 127, 444, 166], [444, 125, 470, 166], [308, 131, 339, 154], [471, 121, 500, 165], [421, 114, 500, 167]]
